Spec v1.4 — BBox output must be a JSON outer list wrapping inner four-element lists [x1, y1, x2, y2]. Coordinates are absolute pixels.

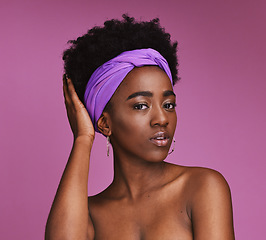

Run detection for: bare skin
[[45, 66, 235, 240]]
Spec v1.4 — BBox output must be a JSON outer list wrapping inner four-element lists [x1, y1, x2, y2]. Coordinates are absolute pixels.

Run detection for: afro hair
[[63, 14, 180, 104]]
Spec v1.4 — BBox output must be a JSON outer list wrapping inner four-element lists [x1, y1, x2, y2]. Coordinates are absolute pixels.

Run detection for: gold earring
[[168, 137, 175, 155], [107, 136, 110, 157]]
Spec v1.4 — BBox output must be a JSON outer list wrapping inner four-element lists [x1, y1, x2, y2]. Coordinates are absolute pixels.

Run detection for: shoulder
[[185, 166, 231, 191], [181, 166, 235, 239], [165, 164, 232, 206], [169, 164, 231, 193], [181, 166, 232, 206], [168, 164, 233, 213]]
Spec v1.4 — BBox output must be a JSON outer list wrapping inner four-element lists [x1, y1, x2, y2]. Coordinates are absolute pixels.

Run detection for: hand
[[63, 75, 95, 143]]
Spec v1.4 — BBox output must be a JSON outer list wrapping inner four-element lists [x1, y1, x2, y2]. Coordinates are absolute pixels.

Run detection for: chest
[[90, 194, 192, 240]]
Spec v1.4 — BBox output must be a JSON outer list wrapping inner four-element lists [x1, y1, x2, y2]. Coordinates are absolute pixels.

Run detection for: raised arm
[[190, 168, 235, 240], [45, 76, 95, 240]]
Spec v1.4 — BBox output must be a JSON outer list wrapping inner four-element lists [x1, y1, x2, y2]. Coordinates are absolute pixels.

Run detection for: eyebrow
[[163, 90, 176, 97], [127, 91, 153, 100], [126, 90, 175, 100]]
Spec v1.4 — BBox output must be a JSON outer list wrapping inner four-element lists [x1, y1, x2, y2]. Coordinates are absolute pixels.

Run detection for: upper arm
[[190, 169, 235, 240]]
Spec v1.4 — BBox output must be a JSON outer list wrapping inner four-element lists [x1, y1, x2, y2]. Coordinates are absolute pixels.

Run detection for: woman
[[45, 15, 235, 240]]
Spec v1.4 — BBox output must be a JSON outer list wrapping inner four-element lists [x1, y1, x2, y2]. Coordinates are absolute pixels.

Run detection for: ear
[[97, 112, 112, 137]]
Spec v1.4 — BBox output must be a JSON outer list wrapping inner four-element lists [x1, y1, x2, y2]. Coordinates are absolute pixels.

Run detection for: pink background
[[1, 0, 265, 239]]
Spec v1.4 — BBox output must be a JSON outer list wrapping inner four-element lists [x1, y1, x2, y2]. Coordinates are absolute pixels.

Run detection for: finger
[[65, 77, 83, 108], [63, 75, 71, 105]]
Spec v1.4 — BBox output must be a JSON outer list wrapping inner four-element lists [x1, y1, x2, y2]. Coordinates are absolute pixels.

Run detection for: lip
[[149, 131, 170, 147]]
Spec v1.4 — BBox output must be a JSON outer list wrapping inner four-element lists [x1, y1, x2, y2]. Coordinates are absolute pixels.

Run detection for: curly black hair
[[63, 14, 180, 104]]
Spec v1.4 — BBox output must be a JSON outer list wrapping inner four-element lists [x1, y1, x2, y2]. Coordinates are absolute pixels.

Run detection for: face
[[105, 65, 177, 162]]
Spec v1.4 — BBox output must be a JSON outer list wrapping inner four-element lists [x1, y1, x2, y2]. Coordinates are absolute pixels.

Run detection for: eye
[[164, 102, 176, 110], [133, 103, 149, 110]]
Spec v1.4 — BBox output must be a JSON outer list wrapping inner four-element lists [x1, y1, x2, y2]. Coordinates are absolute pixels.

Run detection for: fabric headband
[[84, 48, 173, 133]]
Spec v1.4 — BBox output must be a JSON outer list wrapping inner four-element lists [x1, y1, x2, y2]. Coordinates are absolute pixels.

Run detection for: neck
[[110, 151, 168, 201]]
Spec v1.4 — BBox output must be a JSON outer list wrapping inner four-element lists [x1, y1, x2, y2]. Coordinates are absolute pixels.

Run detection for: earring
[[107, 136, 110, 157], [168, 137, 175, 155]]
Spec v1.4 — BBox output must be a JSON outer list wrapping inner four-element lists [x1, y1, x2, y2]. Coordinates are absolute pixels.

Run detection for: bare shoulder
[[179, 166, 235, 239], [184, 166, 231, 190], [167, 164, 230, 191], [167, 164, 233, 209], [179, 166, 232, 206]]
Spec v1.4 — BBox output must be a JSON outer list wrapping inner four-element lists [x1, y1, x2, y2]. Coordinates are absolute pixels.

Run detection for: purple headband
[[84, 48, 173, 132]]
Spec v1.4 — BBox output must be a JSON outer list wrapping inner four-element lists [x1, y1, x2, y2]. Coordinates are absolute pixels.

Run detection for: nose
[[150, 105, 169, 127]]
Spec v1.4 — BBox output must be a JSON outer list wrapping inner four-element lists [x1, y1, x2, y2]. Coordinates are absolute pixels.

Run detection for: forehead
[[114, 65, 173, 98]]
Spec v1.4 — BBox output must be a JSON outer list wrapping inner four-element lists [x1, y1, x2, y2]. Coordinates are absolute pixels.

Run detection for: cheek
[[109, 111, 150, 155], [111, 111, 148, 137]]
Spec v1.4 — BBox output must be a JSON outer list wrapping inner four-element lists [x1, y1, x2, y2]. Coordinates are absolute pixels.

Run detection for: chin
[[144, 150, 169, 163]]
